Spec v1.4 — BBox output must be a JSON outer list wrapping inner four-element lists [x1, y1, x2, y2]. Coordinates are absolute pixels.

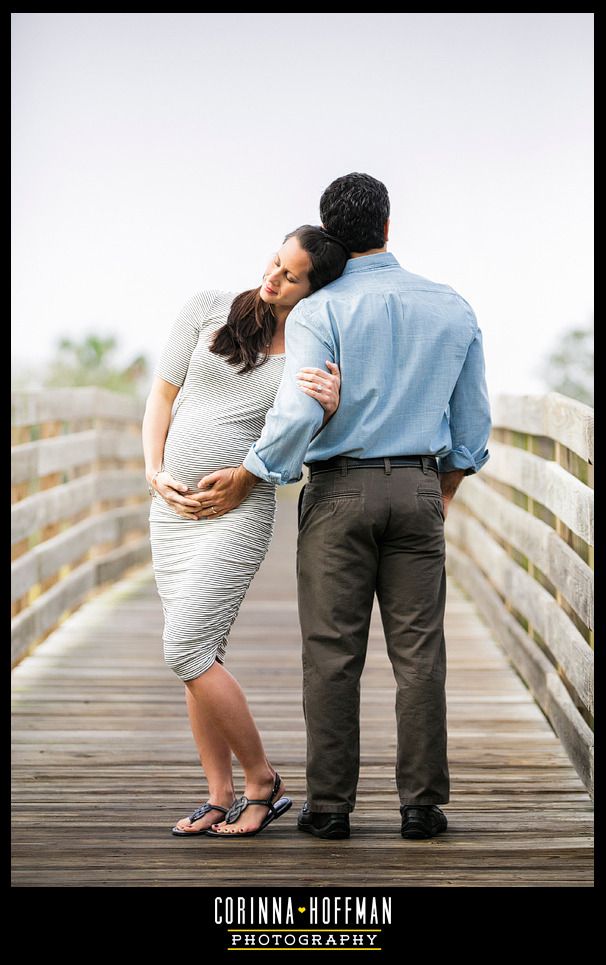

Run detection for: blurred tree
[[537, 322, 593, 406], [42, 334, 149, 396]]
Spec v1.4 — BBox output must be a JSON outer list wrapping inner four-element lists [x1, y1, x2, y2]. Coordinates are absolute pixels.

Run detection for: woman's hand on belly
[[193, 465, 259, 518], [153, 470, 206, 520]]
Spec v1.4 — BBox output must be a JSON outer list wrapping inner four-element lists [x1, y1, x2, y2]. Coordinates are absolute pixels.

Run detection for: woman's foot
[[210, 768, 286, 834], [174, 791, 236, 833]]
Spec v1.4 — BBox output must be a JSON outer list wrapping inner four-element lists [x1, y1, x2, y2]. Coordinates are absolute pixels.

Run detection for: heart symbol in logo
[[298, 907, 306, 913]]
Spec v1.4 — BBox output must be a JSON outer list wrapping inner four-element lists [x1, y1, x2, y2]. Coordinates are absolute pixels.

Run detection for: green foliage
[[538, 323, 593, 406], [42, 333, 149, 396]]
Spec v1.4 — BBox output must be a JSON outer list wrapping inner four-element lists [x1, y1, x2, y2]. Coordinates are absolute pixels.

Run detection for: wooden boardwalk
[[11, 490, 593, 887]]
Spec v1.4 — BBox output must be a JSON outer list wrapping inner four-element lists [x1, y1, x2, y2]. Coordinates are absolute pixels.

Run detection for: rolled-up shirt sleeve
[[243, 305, 335, 484], [438, 322, 491, 476]]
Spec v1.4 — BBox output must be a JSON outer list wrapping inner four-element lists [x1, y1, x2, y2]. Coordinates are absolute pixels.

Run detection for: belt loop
[[384, 457, 392, 475], [340, 456, 348, 477], [421, 456, 429, 474]]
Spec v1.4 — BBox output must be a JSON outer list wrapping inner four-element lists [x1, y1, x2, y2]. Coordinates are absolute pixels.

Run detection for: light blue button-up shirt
[[243, 251, 491, 484]]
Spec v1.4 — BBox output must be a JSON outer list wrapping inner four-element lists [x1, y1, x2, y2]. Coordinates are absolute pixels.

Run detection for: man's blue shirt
[[243, 251, 491, 484]]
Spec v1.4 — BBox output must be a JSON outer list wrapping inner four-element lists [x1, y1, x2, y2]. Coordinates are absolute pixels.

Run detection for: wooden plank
[[490, 391, 594, 464], [446, 508, 593, 715], [456, 475, 593, 629], [11, 388, 145, 428], [13, 432, 96, 483], [11, 430, 144, 486], [482, 440, 593, 545]]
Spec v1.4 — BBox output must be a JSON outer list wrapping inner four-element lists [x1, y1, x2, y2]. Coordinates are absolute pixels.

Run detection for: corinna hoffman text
[[214, 895, 392, 925]]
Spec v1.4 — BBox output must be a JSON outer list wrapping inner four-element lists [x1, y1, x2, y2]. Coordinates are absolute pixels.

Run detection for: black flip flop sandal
[[171, 801, 231, 836], [206, 771, 293, 838]]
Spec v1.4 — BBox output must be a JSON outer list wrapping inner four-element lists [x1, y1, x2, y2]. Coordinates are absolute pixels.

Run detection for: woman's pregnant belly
[[162, 413, 265, 492]]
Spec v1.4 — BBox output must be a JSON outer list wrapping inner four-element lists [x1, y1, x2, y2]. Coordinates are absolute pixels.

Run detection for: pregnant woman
[[142, 225, 349, 838]]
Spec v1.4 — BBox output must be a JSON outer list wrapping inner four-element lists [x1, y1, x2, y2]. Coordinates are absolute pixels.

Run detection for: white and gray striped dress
[[148, 289, 285, 681]]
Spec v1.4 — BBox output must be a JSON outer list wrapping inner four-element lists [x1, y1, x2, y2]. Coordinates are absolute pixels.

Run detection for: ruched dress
[[148, 289, 285, 681]]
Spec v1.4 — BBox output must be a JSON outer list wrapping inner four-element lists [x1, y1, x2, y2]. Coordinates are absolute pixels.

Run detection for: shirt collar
[[342, 251, 399, 274]]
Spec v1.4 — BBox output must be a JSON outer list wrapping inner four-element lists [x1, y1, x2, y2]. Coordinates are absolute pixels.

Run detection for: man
[[195, 173, 491, 840]]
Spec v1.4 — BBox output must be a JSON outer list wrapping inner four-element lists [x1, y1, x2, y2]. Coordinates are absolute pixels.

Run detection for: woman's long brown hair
[[209, 225, 349, 374]]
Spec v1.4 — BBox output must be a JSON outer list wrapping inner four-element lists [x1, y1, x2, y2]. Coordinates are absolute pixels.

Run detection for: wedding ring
[[210, 506, 217, 514]]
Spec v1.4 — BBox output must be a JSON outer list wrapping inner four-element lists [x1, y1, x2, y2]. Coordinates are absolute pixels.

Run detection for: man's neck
[[349, 246, 387, 259]]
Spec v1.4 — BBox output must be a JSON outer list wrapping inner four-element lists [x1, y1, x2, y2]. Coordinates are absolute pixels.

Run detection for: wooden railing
[[11, 388, 150, 667], [445, 391, 594, 797]]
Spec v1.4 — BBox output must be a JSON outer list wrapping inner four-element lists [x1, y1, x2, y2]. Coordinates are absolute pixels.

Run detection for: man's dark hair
[[319, 172, 390, 253]]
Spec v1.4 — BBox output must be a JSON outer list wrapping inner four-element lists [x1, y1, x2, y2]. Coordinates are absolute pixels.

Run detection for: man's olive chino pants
[[296, 458, 450, 814]]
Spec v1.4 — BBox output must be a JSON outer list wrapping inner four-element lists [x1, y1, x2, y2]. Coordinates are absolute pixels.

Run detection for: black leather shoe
[[400, 804, 447, 839], [297, 801, 350, 839]]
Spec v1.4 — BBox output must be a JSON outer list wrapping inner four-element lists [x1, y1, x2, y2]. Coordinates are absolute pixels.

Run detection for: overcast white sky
[[11, 12, 593, 397]]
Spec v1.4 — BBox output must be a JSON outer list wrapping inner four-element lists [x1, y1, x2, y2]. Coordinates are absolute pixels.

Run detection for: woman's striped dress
[[148, 289, 285, 681]]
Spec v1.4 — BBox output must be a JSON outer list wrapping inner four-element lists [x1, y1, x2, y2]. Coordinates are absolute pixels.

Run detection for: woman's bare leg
[[173, 661, 237, 832], [183, 659, 287, 833]]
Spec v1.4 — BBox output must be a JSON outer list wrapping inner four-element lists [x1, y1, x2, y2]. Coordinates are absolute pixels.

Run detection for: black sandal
[[171, 802, 231, 836], [205, 771, 292, 838]]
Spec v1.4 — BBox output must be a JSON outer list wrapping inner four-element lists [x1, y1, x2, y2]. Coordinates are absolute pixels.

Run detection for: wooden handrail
[[446, 390, 594, 796], [11, 388, 150, 666]]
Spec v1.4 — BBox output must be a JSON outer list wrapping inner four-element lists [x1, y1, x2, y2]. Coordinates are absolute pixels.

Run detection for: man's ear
[[384, 218, 390, 243]]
